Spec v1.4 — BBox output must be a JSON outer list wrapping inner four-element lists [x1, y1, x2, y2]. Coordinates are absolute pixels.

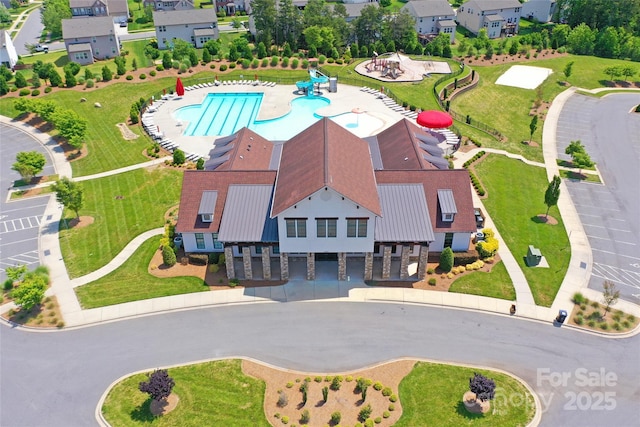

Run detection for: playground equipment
[[296, 68, 330, 95], [365, 52, 405, 80]]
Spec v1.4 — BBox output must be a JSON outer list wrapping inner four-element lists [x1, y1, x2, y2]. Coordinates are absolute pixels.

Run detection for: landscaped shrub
[[439, 247, 454, 272], [208, 264, 219, 273], [218, 253, 225, 265], [373, 381, 383, 391], [281, 415, 289, 424], [300, 409, 310, 423], [228, 62, 236, 69], [139, 73, 146, 79], [291, 58, 299, 68], [429, 277, 437, 285], [162, 246, 177, 266], [19, 89, 30, 96], [126, 75, 133, 80], [427, 268, 434, 274], [220, 64, 228, 71], [188, 253, 208, 265], [453, 253, 479, 264], [282, 57, 289, 67], [173, 149, 186, 165], [388, 403, 395, 411], [277, 390, 288, 407], [241, 59, 250, 69], [374, 417, 382, 424], [365, 420, 374, 427], [330, 376, 341, 390], [229, 278, 239, 287], [31, 89, 40, 96], [358, 404, 372, 421], [318, 55, 326, 64], [149, 70, 156, 77], [476, 228, 499, 257], [270, 56, 279, 66], [573, 292, 585, 305], [383, 411, 390, 418], [389, 394, 398, 402], [156, 65, 164, 71], [382, 386, 392, 396], [44, 86, 52, 93]]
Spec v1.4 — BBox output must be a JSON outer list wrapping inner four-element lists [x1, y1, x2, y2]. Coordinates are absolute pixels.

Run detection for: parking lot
[[555, 93, 640, 302], [0, 124, 55, 282]]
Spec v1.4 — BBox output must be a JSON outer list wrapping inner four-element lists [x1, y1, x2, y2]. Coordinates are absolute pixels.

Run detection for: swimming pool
[[175, 93, 331, 140]]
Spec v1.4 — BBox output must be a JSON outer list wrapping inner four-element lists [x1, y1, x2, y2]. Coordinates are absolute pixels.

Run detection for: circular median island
[[100, 359, 536, 427]]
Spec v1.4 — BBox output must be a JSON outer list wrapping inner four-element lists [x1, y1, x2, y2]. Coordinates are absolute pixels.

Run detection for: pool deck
[[148, 81, 414, 158]]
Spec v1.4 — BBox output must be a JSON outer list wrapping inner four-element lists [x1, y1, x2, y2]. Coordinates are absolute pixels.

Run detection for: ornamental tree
[[139, 369, 175, 402], [52, 177, 84, 219], [544, 175, 561, 219], [439, 247, 454, 272], [11, 271, 48, 310], [12, 151, 46, 182], [469, 373, 496, 402]]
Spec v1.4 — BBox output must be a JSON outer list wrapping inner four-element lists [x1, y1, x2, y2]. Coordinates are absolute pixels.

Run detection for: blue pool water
[[175, 93, 330, 141]]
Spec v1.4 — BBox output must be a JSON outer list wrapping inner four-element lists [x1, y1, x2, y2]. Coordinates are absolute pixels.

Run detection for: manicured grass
[[122, 40, 154, 69], [393, 362, 534, 427], [59, 167, 183, 278], [451, 55, 638, 161], [75, 236, 208, 308], [103, 360, 535, 427], [102, 360, 269, 427], [449, 261, 516, 301], [559, 170, 601, 183], [474, 155, 570, 307]]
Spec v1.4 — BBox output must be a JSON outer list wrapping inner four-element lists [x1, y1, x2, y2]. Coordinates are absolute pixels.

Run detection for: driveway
[[0, 124, 55, 282], [0, 303, 638, 427], [555, 93, 640, 302]]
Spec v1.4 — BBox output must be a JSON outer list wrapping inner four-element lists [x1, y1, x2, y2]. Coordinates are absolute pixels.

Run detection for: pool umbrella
[[176, 77, 184, 97], [416, 110, 453, 128]]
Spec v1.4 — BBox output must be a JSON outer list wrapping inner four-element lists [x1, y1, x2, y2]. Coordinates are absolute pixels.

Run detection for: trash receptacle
[[555, 309, 568, 324]]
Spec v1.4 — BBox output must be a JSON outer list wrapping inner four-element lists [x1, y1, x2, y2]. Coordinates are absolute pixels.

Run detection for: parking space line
[[0, 215, 43, 234], [586, 235, 636, 245], [592, 248, 640, 261], [573, 204, 620, 212], [582, 224, 632, 233]]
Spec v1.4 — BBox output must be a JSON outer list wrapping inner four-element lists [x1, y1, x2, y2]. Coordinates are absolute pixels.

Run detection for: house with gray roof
[[153, 9, 218, 50], [520, 0, 556, 23], [69, 0, 129, 23], [457, 0, 521, 38], [176, 118, 476, 282], [144, 0, 194, 12], [343, 2, 379, 22], [401, 0, 457, 44], [62, 16, 120, 65]]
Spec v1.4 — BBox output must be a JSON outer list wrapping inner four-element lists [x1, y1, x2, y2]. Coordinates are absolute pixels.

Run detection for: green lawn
[[59, 167, 183, 278], [75, 236, 209, 308], [102, 360, 269, 427], [396, 362, 535, 427], [559, 170, 602, 183], [102, 360, 535, 427], [474, 155, 570, 306], [449, 261, 516, 301], [451, 55, 637, 161]]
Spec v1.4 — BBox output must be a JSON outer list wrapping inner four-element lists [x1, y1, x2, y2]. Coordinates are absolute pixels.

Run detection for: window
[[273, 246, 280, 254], [195, 233, 205, 249], [347, 218, 368, 238], [316, 218, 337, 238], [92, 37, 96, 43], [211, 233, 222, 250], [286, 218, 307, 238], [444, 233, 454, 248], [443, 213, 454, 222], [255, 245, 263, 254], [201, 214, 213, 223]]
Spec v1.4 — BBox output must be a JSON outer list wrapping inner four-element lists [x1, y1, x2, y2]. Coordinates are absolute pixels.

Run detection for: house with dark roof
[[153, 9, 218, 49], [144, 0, 194, 11], [62, 16, 120, 64], [457, 0, 521, 38], [401, 0, 457, 44], [176, 118, 476, 281], [69, 0, 129, 23]]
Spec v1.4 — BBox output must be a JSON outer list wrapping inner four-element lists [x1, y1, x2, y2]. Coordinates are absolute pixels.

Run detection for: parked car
[[474, 207, 485, 228], [119, 20, 127, 27], [34, 44, 49, 53]]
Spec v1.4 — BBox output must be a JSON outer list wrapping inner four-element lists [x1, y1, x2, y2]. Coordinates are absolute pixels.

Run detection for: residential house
[[153, 9, 218, 49], [62, 16, 120, 65], [343, 2, 379, 23], [401, 0, 457, 44], [144, 0, 194, 11], [343, 0, 378, 4], [521, 0, 556, 23], [215, 0, 245, 15], [0, 30, 18, 70], [69, 0, 129, 23], [176, 118, 476, 282], [457, 0, 521, 38]]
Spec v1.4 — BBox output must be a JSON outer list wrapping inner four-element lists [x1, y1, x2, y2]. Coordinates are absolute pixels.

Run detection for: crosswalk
[[591, 262, 640, 292], [0, 216, 42, 234]]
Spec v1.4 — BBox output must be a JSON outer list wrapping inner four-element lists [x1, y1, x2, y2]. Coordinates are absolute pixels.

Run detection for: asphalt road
[[13, 7, 45, 56], [0, 124, 54, 282], [555, 93, 640, 302], [1, 302, 638, 426]]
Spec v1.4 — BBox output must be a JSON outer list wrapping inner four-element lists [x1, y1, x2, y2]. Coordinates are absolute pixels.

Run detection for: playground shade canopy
[[416, 110, 453, 129], [176, 77, 184, 96]]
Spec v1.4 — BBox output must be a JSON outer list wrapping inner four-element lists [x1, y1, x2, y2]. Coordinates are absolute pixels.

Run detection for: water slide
[[296, 69, 330, 95]]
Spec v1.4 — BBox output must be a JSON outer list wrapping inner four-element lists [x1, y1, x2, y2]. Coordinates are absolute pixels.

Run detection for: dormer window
[[198, 190, 217, 224], [437, 189, 457, 223]]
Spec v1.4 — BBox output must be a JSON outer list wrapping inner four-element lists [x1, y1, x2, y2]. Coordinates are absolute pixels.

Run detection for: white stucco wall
[[276, 188, 377, 254]]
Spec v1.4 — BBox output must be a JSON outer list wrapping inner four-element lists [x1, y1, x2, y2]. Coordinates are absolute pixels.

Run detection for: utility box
[[526, 245, 542, 266], [329, 77, 338, 93]]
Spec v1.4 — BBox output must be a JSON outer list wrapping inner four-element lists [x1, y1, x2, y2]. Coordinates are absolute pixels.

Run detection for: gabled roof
[[62, 16, 115, 39], [375, 169, 476, 233], [375, 184, 435, 242], [374, 119, 440, 170], [214, 127, 274, 171], [271, 118, 381, 217], [176, 170, 276, 233], [343, 2, 378, 18], [403, 0, 455, 18], [218, 185, 275, 242], [465, 0, 521, 11], [437, 189, 457, 214], [153, 8, 217, 26], [69, 0, 105, 8]]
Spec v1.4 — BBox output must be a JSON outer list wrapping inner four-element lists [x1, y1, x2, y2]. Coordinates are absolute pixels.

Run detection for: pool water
[[175, 93, 330, 141]]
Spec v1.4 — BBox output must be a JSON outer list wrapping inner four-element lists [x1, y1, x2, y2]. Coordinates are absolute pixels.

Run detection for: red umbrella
[[416, 110, 453, 128], [176, 78, 184, 97]]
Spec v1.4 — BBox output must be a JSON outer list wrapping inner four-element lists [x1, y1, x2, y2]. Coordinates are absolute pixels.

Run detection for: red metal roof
[[214, 128, 274, 171]]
